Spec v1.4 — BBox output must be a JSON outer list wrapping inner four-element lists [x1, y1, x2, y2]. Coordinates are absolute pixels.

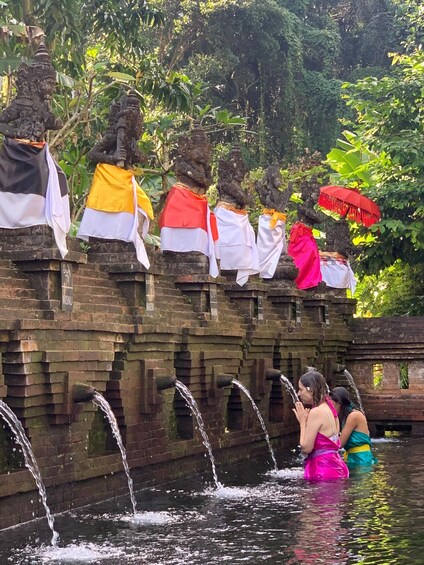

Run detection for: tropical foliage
[[1, 0, 423, 314]]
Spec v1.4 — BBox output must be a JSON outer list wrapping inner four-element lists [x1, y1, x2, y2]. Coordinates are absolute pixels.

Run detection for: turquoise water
[[0, 436, 423, 564]]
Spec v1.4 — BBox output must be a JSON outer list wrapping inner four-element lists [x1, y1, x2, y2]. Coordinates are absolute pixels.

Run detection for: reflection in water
[[287, 480, 350, 564], [0, 438, 423, 564]]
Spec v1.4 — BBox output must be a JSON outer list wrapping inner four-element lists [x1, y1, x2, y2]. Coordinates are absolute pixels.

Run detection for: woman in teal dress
[[330, 386, 378, 467]]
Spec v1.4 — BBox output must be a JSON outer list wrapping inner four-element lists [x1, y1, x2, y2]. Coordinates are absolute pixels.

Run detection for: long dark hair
[[330, 386, 360, 428], [299, 370, 328, 407]]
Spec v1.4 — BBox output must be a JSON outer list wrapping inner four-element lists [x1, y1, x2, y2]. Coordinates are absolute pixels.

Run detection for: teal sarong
[[343, 431, 378, 467]]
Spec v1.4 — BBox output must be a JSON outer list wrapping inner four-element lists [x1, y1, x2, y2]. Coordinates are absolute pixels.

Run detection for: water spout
[[343, 369, 365, 414], [73, 383, 97, 403], [92, 392, 137, 514], [174, 380, 222, 489], [217, 374, 234, 388], [0, 400, 59, 546], [231, 379, 278, 472], [265, 369, 299, 404], [156, 376, 177, 390]]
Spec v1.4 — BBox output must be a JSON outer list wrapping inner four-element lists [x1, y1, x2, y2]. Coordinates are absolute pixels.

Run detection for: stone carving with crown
[[87, 90, 145, 169], [287, 158, 326, 290], [255, 164, 297, 282], [158, 121, 219, 277], [0, 41, 62, 142], [77, 90, 154, 268], [0, 41, 70, 258], [214, 145, 259, 286]]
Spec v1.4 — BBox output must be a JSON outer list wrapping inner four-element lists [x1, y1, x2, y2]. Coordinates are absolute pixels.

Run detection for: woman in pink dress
[[293, 370, 349, 481]]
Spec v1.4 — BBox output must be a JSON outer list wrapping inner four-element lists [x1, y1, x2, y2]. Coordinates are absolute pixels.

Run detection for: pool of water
[[0, 436, 423, 564]]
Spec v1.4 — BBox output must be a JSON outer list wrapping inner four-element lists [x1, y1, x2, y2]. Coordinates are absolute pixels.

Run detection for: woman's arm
[[339, 411, 359, 448], [293, 403, 322, 454]]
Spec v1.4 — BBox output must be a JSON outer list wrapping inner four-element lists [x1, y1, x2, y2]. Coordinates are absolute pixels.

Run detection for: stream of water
[[232, 379, 278, 471], [0, 400, 59, 546], [0, 435, 421, 564]]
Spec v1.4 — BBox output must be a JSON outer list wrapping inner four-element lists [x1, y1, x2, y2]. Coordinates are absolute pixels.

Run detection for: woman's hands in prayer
[[293, 401, 310, 425]]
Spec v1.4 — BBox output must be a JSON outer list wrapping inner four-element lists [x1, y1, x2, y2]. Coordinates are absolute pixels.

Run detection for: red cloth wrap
[[158, 185, 218, 241]]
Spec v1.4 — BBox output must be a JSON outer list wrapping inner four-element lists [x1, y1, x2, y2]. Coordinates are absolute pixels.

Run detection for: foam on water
[[12, 542, 126, 564], [372, 437, 401, 444], [268, 467, 304, 480], [121, 511, 178, 526], [209, 485, 252, 500]]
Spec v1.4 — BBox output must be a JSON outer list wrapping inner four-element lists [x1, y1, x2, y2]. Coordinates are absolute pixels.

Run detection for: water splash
[[231, 379, 278, 471], [174, 381, 222, 490], [92, 392, 137, 514], [279, 375, 299, 404], [343, 369, 365, 413], [0, 400, 59, 546]]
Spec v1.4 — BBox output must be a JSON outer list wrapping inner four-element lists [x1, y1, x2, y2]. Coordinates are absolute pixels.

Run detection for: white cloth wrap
[[257, 213, 286, 279], [320, 258, 357, 295], [44, 146, 71, 258], [214, 206, 259, 286]]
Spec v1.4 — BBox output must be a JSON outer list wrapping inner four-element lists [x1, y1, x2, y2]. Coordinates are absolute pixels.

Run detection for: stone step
[[0, 297, 41, 311], [0, 286, 37, 299]]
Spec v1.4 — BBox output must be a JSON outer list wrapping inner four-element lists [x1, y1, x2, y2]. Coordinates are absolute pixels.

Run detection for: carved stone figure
[[173, 120, 212, 194], [214, 145, 259, 285], [255, 164, 297, 282], [88, 90, 144, 169], [255, 164, 292, 212], [78, 90, 153, 268], [287, 171, 324, 290], [298, 175, 326, 228], [0, 41, 70, 258], [158, 121, 218, 276], [216, 145, 249, 209], [325, 218, 356, 260], [0, 41, 62, 142]]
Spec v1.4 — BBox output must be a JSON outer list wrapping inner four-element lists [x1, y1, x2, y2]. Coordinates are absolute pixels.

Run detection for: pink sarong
[[304, 398, 349, 481], [288, 222, 322, 289]]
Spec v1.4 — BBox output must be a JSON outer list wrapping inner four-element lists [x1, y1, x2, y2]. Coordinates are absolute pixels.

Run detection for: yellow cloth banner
[[262, 208, 287, 229], [86, 163, 154, 219]]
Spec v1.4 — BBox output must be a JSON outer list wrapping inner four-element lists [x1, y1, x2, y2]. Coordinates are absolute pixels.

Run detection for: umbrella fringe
[[318, 193, 378, 227]]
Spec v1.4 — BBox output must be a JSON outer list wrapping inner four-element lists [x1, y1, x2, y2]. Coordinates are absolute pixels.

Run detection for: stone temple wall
[[345, 316, 424, 436], [0, 225, 354, 528]]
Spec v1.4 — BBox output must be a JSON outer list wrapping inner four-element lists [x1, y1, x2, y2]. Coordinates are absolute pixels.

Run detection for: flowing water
[[0, 438, 424, 565], [232, 379, 278, 471], [279, 374, 299, 404], [92, 392, 137, 514], [174, 380, 222, 490], [343, 369, 365, 413], [0, 400, 59, 546], [0, 435, 422, 564]]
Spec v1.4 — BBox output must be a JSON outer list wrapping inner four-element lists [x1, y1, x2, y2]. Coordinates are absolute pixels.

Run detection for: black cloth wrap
[[0, 137, 68, 197]]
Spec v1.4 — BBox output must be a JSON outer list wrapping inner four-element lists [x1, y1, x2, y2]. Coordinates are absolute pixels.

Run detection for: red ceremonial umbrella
[[318, 185, 381, 227]]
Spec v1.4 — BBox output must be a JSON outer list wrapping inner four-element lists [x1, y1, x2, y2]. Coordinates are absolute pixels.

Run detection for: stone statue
[[0, 41, 62, 142], [216, 145, 249, 209], [255, 164, 297, 282], [214, 145, 259, 285], [298, 175, 326, 228], [158, 121, 218, 276], [173, 120, 212, 194], [255, 164, 292, 213], [320, 217, 358, 295], [325, 217, 356, 260], [287, 164, 325, 290], [0, 41, 70, 258], [77, 90, 153, 268], [88, 90, 145, 169]]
